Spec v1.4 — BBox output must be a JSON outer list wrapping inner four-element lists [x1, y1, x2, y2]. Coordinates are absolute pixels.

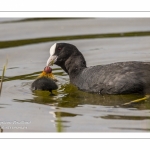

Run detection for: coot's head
[[46, 43, 78, 67]]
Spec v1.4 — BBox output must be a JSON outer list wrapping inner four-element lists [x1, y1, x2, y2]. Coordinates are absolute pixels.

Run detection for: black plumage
[[31, 77, 58, 93], [31, 66, 58, 93], [46, 43, 150, 95]]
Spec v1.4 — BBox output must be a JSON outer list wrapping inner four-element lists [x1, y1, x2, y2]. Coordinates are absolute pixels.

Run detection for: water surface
[[0, 18, 150, 132]]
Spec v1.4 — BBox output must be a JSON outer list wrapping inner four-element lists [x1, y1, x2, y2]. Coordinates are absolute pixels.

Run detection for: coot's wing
[[73, 62, 150, 94]]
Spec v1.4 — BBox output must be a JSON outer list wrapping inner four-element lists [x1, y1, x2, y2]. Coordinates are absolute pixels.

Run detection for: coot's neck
[[64, 50, 87, 80]]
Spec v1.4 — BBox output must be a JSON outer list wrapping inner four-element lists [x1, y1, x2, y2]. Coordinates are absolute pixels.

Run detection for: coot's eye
[[58, 47, 62, 50]]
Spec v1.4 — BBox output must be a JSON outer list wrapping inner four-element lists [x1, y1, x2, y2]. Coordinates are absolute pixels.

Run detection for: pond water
[[0, 18, 150, 132]]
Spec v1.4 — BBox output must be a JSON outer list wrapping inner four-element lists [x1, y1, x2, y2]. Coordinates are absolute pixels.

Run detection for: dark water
[[0, 18, 150, 132]]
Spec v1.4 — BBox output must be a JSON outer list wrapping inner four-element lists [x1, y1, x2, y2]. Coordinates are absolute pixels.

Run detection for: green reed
[[56, 111, 63, 132], [0, 60, 8, 96]]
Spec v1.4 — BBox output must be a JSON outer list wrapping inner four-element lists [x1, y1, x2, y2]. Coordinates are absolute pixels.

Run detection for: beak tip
[[46, 55, 57, 66], [46, 59, 51, 66], [46, 62, 53, 67]]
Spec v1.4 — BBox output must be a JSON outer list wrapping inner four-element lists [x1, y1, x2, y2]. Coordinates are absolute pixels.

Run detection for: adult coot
[[46, 43, 150, 95], [31, 66, 58, 93]]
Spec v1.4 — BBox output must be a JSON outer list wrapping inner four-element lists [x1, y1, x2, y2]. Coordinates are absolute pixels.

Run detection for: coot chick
[[46, 43, 150, 95], [31, 66, 58, 93]]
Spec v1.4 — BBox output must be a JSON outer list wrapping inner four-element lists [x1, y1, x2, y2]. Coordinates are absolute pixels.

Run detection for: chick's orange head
[[38, 66, 57, 81], [44, 66, 52, 73]]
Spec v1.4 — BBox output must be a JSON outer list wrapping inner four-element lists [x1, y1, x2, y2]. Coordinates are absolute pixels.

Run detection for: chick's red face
[[44, 66, 52, 73]]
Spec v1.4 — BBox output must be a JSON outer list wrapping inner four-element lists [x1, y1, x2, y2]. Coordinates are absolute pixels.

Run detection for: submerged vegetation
[[1, 31, 150, 49]]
